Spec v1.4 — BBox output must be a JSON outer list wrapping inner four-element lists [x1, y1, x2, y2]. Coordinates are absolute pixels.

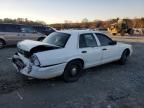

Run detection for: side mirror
[[109, 41, 117, 45]]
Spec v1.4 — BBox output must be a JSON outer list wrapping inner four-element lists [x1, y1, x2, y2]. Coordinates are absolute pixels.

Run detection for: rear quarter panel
[[35, 48, 80, 67]]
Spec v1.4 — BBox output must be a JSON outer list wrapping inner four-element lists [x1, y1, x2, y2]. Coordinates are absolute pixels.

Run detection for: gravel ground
[[0, 37, 144, 108]]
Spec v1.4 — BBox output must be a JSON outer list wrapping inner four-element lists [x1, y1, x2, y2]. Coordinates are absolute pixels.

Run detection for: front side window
[[96, 33, 113, 46], [79, 33, 97, 48], [43, 32, 70, 47]]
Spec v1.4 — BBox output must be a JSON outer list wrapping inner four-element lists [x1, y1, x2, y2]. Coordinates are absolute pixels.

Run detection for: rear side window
[[96, 33, 113, 46], [79, 33, 97, 48], [0, 24, 20, 32]]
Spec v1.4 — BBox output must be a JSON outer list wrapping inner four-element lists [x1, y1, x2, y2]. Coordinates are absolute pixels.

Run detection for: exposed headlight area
[[30, 55, 40, 66]]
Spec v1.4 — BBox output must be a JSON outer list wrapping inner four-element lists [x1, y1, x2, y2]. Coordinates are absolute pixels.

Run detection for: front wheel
[[128, 29, 134, 35], [62, 61, 83, 82], [0, 39, 5, 49], [112, 33, 117, 36], [120, 31, 125, 36], [119, 50, 129, 65]]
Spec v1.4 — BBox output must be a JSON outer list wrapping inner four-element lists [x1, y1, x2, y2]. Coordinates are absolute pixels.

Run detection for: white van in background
[[0, 24, 46, 48]]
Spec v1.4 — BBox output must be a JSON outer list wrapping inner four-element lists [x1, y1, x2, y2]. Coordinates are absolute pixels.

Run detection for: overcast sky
[[0, 0, 143, 24]]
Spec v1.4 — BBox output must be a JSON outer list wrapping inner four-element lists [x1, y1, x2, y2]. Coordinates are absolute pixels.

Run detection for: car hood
[[17, 40, 59, 52]]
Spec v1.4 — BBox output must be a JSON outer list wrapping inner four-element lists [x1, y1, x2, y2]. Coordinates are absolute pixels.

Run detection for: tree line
[[0, 17, 144, 29], [0, 18, 46, 26], [50, 18, 144, 30]]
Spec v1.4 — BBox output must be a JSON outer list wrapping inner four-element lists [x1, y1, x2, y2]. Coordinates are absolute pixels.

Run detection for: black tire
[[128, 29, 134, 35], [0, 39, 5, 49], [112, 33, 117, 36], [63, 61, 83, 82], [119, 50, 129, 65], [120, 31, 125, 36]]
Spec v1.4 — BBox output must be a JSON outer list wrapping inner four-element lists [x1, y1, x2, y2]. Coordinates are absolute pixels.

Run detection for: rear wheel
[[62, 61, 83, 82], [0, 39, 5, 49]]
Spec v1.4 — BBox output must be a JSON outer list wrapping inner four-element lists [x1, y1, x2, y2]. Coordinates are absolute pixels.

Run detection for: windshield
[[42, 32, 70, 47]]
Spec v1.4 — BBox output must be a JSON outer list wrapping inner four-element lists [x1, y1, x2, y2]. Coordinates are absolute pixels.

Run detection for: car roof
[[59, 29, 102, 35]]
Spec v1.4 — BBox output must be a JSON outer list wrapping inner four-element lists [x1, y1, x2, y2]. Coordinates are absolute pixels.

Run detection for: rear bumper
[[12, 53, 66, 79]]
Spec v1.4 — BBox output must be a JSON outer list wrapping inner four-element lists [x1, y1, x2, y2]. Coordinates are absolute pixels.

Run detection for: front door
[[95, 33, 120, 63]]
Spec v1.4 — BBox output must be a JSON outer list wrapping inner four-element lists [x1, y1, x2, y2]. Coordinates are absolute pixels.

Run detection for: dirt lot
[[0, 36, 144, 108]]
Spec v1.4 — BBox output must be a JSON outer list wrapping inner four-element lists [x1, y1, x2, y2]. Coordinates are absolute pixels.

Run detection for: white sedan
[[12, 30, 132, 82]]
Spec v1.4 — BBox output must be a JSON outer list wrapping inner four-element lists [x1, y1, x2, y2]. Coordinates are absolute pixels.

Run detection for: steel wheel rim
[[70, 66, 78, 76]]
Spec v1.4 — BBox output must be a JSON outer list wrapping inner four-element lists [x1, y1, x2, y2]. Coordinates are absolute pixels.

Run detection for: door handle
[[102, 48, 107, 51], [81, 51, 87, 53]]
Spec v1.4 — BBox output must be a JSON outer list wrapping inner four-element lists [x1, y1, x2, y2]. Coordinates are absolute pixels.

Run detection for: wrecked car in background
[[12, 30, 133, 82]]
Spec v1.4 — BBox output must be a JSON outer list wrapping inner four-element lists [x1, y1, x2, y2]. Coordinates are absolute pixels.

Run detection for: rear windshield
[[42, 32, 70, 47]]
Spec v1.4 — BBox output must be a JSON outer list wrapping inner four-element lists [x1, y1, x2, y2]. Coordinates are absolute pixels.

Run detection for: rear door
[[78, 33, 102, 68]]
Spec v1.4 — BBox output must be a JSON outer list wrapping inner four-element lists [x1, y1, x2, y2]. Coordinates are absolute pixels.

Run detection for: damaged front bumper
[[12, 53, 33, 74], [12, 53, 66, 79]]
